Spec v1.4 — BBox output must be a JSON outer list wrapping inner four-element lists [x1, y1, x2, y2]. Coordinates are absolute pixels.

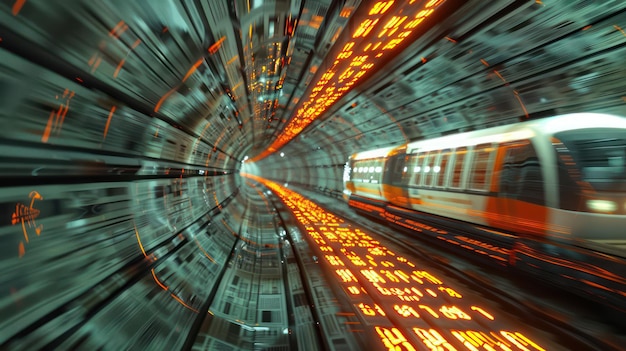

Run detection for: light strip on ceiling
[[251, 0, 446, 162]]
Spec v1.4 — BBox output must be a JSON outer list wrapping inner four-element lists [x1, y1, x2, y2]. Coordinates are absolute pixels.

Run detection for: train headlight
[[587, 199, 617, 213]]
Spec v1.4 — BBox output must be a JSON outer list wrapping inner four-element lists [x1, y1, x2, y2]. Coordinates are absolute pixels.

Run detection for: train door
[[495, 140, 547, 235], [382, 153, 411, 207]]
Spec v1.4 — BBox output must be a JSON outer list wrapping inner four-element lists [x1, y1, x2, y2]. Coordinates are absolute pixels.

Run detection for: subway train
[[343, 112, 626, 314], [344, 112, 626, 245]]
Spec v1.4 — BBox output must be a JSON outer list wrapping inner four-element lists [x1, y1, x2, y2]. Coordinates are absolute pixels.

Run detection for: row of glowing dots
[[294, 2, 443, 123], [376, 326, 546, 351], [271, 0, 443, 148]]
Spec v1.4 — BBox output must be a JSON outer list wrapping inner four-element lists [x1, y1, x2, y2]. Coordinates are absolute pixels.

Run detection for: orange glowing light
[[133, 222, 148, 257], [394, 304, 420, 318], [426, 0, 445, 6], [194, 238, 217, 263], [513, 90, 530, 118], [369, 1, 395, 15], [358, 303, 378, 316], [375, 326, 416, 351], [336, 269, 358, 282], [170, 293, 199, 313], [102, 105, 116, 140], [439, 305, 471, 320], [413, 270, 442, 285], [471, 306, 494, 320], [182, 58, 204, 82], [11, 0, 26, 16], [325, 255, 346, 266], [243, 174, 549, 351], [501, 331, 546, 351], [11, 191, 43, 257], [451, 330, 515, 350], [42, 110, 55, 143], [251, 0, 447, 162], [438, 286, 462, 298], [42, 90, 75, 142], [113, 58, 126, 78], [151, 269, 169, 290], [109, 21, 126, 38], [154, 88, 177, 113], [418, 305, 439, 318], [413, 328, 456, 351], [347, 286, 361, 295], [208, 36, 226, 54]]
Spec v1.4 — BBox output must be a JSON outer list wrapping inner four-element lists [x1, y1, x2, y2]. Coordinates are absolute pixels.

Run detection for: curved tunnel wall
[[0, 2, 243, 347], [2, 0, 626, 348], [255, 0, 626, 191]]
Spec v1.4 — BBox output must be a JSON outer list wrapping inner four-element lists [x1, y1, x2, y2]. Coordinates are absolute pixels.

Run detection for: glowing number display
[[413, 328, 456, 351], [243, 174, 549, 351], [375, 326, 416, 351]]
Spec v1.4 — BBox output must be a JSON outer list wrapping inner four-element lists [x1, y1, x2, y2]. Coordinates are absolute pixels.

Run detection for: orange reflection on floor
[[243, 174, 548, 351]]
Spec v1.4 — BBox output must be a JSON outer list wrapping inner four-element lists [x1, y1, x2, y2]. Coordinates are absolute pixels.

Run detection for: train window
[[435, 149, 452, 187], [469, 143, 494, 191], [364, 162, 370, 181], [552, 130, 626, 211], [401, 155, 413, 183], [450, 147, 468, 188], [424, 151, 441, 187], [412, 154, 427, 186], [402, 154, 417, 183], [499, 140, 544, 205], [555, 130, 626, 193]]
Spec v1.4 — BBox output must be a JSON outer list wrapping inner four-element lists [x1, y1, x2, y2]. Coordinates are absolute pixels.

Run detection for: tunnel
[[1, 0, 626, 350]]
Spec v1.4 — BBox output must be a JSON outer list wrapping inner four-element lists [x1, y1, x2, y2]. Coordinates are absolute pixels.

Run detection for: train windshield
[[554, 129, 626, 192]]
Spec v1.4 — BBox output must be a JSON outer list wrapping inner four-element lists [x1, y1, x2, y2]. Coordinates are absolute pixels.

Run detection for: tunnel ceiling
[[1, 0, 625, 174]]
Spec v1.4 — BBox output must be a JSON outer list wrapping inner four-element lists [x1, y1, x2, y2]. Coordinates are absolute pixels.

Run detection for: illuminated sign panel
[[243, 173, 548, 350]]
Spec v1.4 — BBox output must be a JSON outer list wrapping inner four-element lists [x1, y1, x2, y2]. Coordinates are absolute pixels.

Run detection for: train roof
[[406, 112, 626, 153], [351, 145, 399, 160]]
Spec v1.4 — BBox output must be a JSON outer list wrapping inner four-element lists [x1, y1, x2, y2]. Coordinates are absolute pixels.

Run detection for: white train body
[[346, 113, 626, 243]]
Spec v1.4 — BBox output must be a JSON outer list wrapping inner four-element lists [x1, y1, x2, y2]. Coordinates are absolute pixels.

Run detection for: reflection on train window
[[424, 151, 441, 187], [557, 130, 626, 192], [400, 155, 413, 183], [450, 147, 467, 188], [412, 154, 426, 186], [469, 143, 494, 191], [436, 149, 452, 187], [553, 130, 626, 211], [499, 140, 544, 205]]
